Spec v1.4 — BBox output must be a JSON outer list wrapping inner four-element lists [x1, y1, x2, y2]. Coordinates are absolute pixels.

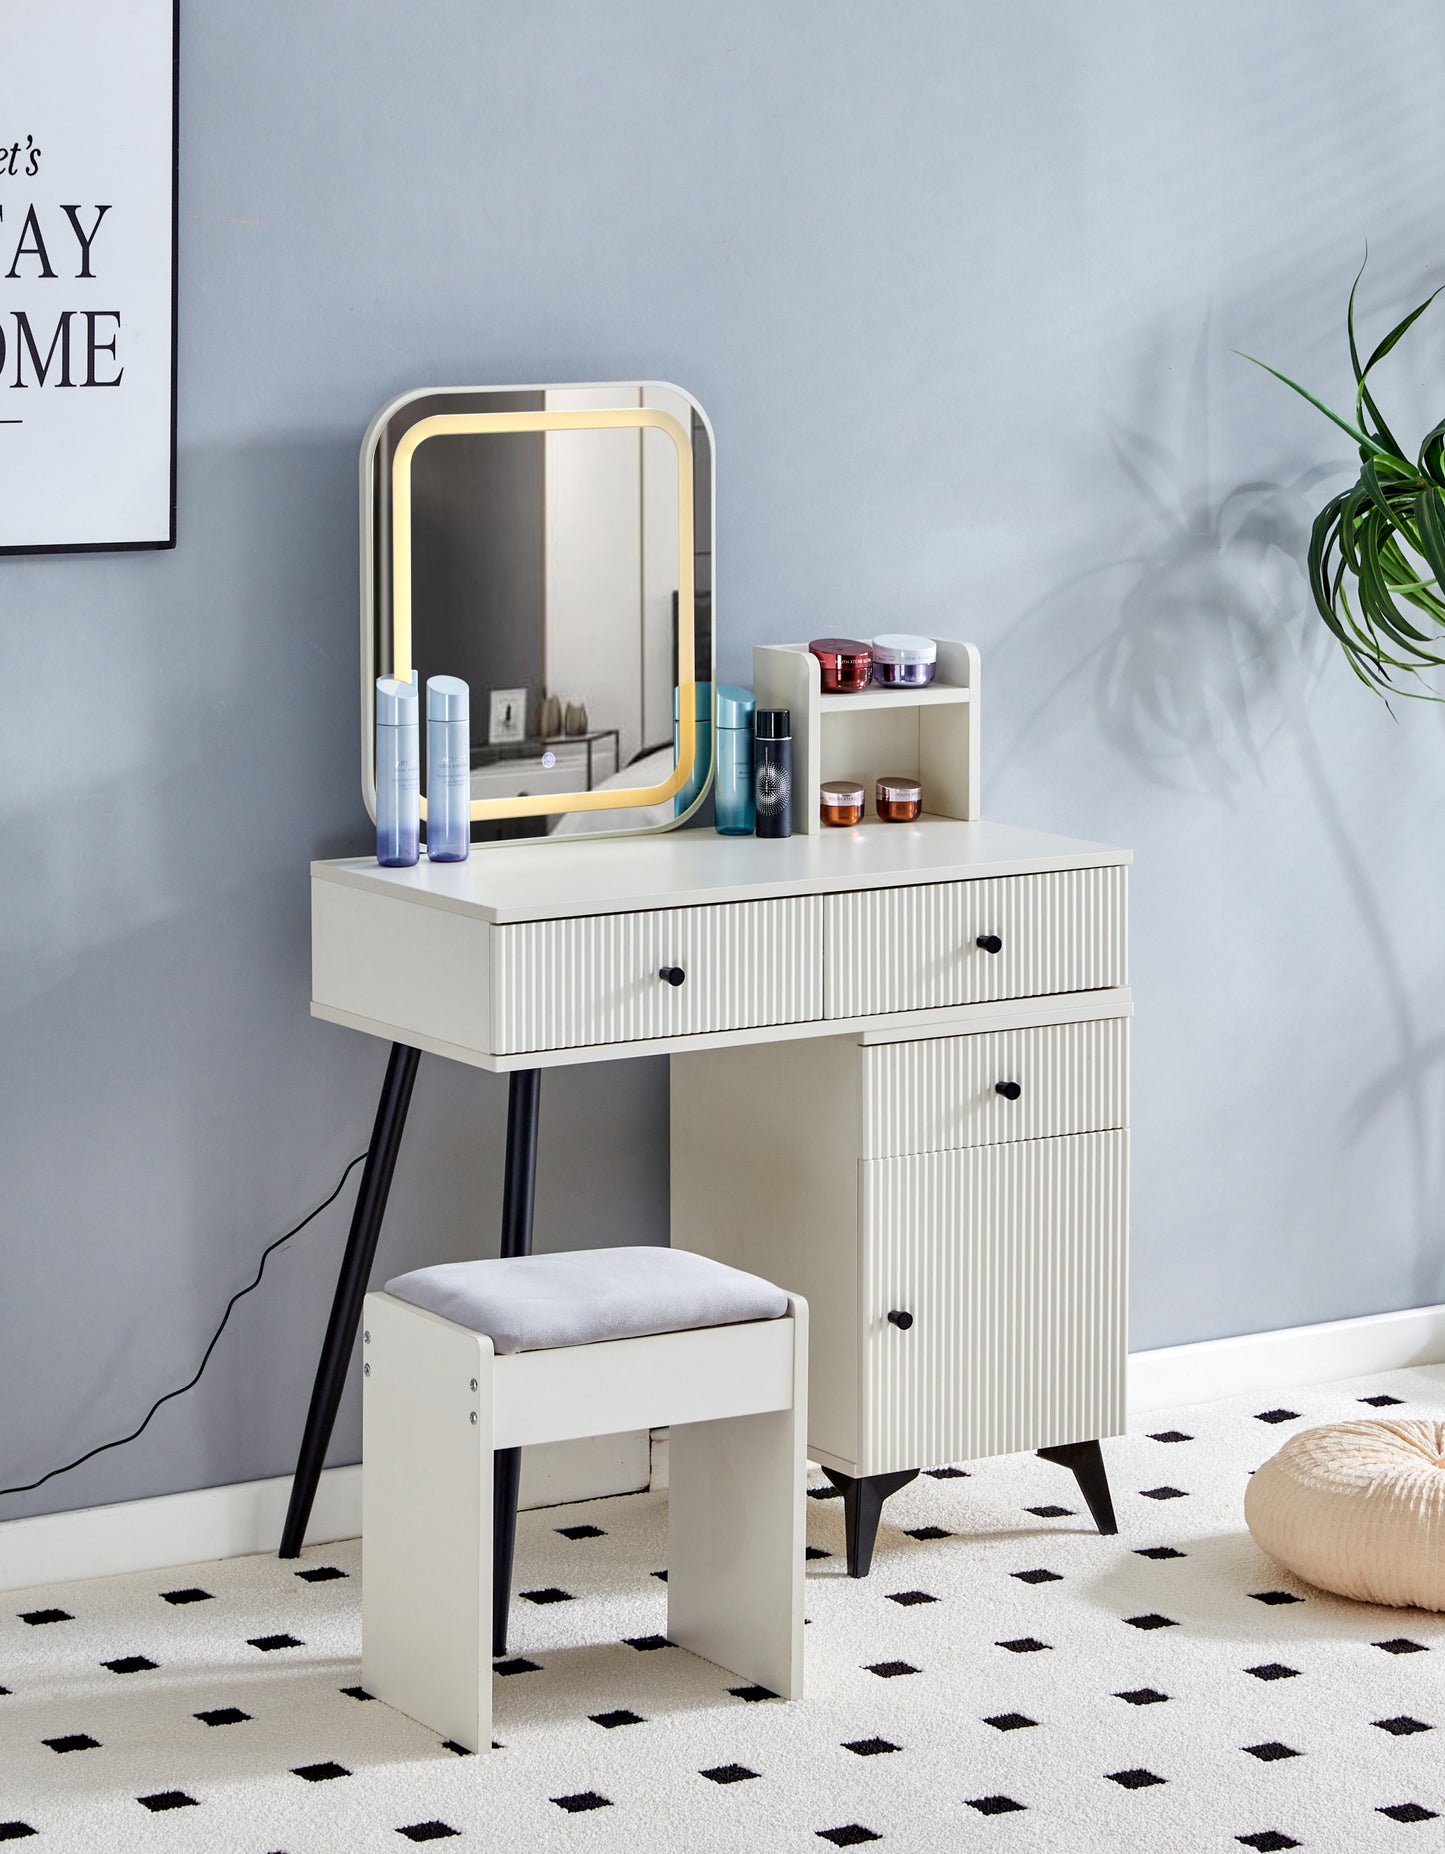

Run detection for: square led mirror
[[361, 383, 714, 844]]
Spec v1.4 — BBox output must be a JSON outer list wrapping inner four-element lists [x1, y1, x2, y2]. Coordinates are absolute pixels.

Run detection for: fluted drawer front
[[491, 896, 823, 1055], [824, 866, 1126, 1019], [860, 1132, 1127, 1475], [862, 1018, 1129, 1158]]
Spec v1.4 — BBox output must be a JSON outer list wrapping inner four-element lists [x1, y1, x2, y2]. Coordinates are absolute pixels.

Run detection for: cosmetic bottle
[[713, 685, 755, 835], [376, 677, 419, 866], [426, 675, 470, 862], [674, 681, 713, 818], [753, 707, 792, 838]]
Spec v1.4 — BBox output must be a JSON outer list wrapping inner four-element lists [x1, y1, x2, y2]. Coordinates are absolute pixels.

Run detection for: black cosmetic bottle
[[753, 707, 792, 838]]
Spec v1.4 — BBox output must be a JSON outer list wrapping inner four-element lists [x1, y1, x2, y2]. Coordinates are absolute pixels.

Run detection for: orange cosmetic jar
[[819, 779, 865, 827], [875, 775, 922, 823]]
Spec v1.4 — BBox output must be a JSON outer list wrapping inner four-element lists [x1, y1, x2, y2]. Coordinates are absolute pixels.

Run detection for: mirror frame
[[359, 385, 712, 835]]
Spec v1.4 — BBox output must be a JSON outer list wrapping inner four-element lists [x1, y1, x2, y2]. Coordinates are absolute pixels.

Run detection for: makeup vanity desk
[[284, 817, 1131, 1583]]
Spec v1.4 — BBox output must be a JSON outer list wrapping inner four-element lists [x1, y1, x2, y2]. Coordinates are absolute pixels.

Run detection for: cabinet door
[[824, 866, 1126, 1019], [859, 1132, 1127, 1476], [490, 895, 823, 1054]]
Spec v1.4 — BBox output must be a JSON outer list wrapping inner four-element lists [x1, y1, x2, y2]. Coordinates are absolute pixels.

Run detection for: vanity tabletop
[[313, 817, 1130, 925]]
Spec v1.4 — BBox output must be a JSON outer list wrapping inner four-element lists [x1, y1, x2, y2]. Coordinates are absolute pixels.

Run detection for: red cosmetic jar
[[808, 636, 873, 694], [875, 775, 922, 823]]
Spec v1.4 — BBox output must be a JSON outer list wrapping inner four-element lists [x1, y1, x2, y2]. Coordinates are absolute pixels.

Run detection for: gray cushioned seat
[[382, 1245, 789, 1356]]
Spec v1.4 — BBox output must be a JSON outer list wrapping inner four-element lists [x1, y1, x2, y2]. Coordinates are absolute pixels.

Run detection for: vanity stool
[[360, 1246, 807, 1754]]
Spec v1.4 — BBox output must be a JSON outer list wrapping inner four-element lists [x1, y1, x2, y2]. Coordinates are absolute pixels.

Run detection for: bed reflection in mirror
[[367, 384, 713, 843]]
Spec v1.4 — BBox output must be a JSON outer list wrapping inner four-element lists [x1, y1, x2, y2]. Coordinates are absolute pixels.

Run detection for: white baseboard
[[1127, 1301, 1445, 1418], [0, 1430, 649, 1596], [8, 1303, 1444, 1597]]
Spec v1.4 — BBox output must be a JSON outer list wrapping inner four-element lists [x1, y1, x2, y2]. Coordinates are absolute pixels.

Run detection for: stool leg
[[491, 1450, 521, 1659], [822, 1467, 920, 1578], [361, 1293, 493, 1753], [492, 1068, 541, 1656], [1037, 1438, 1117, 1535], [667, 1300, 807, 1700]]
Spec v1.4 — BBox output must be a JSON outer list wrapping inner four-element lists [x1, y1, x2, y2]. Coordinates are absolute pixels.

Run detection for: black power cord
[[0, 1150, 369, 1500]]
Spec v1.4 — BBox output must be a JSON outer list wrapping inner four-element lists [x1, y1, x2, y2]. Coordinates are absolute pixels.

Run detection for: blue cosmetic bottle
[[713, 685, 755, 835], [674, 681, 713, 817], [375, 676, 419, 867], [426, 675, 470, 862]]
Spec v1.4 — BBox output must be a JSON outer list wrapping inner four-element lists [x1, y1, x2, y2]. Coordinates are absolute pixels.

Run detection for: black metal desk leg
[[279, 1043, 421, 1559], [1037, 1438, 1117, 1535], [492, 1068, 542, 1657], [821, 1467, 921, 1578]]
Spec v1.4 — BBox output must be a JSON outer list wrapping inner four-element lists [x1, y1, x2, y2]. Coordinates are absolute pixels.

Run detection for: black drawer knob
[[887, 1309, 914, 1330], [975, 933, 1003, 954], [995, 1080, 1022, 1100], [659, 965, 687, 987]]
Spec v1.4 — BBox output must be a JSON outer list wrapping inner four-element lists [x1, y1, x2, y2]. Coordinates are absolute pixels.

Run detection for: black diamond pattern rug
[[1, 1365, 1442, 1849]]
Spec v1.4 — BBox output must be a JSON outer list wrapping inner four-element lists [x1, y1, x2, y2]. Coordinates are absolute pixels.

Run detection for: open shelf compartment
[[753, 639, 980, 834]]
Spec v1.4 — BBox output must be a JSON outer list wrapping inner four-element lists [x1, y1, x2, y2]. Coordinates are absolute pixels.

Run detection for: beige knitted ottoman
[[1245, 1419, 1445, 1610]]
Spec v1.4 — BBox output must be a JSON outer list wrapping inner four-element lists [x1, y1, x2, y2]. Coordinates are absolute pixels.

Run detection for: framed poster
[[1, 0, 178, 554]]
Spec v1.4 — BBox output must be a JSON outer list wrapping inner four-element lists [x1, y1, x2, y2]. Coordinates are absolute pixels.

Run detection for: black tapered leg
[[280, 1042, 421, 1559], [492, 1448, 521, 1658], [821, 1467, 920, 1578], [1037, 1438, 1117, 1535], [491, 1068, 542, 1657]]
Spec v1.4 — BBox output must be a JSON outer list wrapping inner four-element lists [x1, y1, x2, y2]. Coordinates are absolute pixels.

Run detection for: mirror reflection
[[369, 385, 713, 842]]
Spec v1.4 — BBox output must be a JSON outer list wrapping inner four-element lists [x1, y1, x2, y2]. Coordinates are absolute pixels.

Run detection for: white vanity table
[[293, 816, 1131, 1578], [280, 378, 1130, 1642]]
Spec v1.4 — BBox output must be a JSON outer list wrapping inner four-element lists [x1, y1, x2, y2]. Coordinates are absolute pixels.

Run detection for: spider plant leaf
[[1357, 381, 1408, 461], [1413, 486, 1445, 595], [1347, 266, 1414, 456], [1347, 520, 1431, 663], [1347, 253, 1369, 383], [1420, 419, 1445, 487], [1377, 532, 1445, 617], [1363, 284, 1445, 377], [1308, 501, 1364, 651], [1332, 566, 1396, 683], [1359, 460, 1407, 533], [1356, 520, 1440, 652], [1234, 351, 1392, 459]]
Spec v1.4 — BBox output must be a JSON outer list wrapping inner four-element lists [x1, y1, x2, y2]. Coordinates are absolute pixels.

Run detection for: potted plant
[[1240, 263, 1445, 701]]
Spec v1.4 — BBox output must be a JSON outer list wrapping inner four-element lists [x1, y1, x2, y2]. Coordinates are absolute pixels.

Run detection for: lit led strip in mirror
[[389, 406, 696, 823]]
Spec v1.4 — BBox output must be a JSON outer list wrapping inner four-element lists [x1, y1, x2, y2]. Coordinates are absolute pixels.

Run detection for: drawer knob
[[887, 1309, 914, 1330], [975, 933, 1003, 954], [994, 1080, 1022, 1100], [659, 965, 687, 987]]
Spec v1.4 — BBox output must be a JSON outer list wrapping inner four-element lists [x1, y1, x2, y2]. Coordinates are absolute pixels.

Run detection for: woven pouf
[[1245, 1419, 1445, 1610]]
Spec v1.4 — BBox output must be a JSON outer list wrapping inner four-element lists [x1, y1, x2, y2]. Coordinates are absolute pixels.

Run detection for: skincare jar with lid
[[819, 779, 865, 827], [808, 636, 873, 694], [875, 775, 922, 823], [871, 634, 937, 687]]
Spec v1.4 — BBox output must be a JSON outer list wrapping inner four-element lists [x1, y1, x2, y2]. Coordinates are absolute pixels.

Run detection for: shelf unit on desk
[[753, 638, 980, 833]]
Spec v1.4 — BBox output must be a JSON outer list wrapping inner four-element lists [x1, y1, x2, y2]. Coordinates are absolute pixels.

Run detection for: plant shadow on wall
[[996, 303, 1445, 1307]]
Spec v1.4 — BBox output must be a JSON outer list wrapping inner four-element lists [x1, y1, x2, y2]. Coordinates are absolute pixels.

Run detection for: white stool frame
[[361, 1290, 808, 1753]]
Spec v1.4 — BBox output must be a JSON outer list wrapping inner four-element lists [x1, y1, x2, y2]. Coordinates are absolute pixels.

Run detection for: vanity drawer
[[859, 1131, 1127, 1476], [490, 896, 823, 1055], [824, 866, 1126, 1020], [861, 1018, 1128, 1158]]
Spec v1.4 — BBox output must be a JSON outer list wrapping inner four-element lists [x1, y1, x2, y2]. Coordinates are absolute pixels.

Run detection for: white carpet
[[3, 1367, 1444, 1853]]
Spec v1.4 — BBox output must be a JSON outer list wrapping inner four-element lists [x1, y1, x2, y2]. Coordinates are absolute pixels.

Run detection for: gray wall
[[5, 0, 1445, 1520]]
